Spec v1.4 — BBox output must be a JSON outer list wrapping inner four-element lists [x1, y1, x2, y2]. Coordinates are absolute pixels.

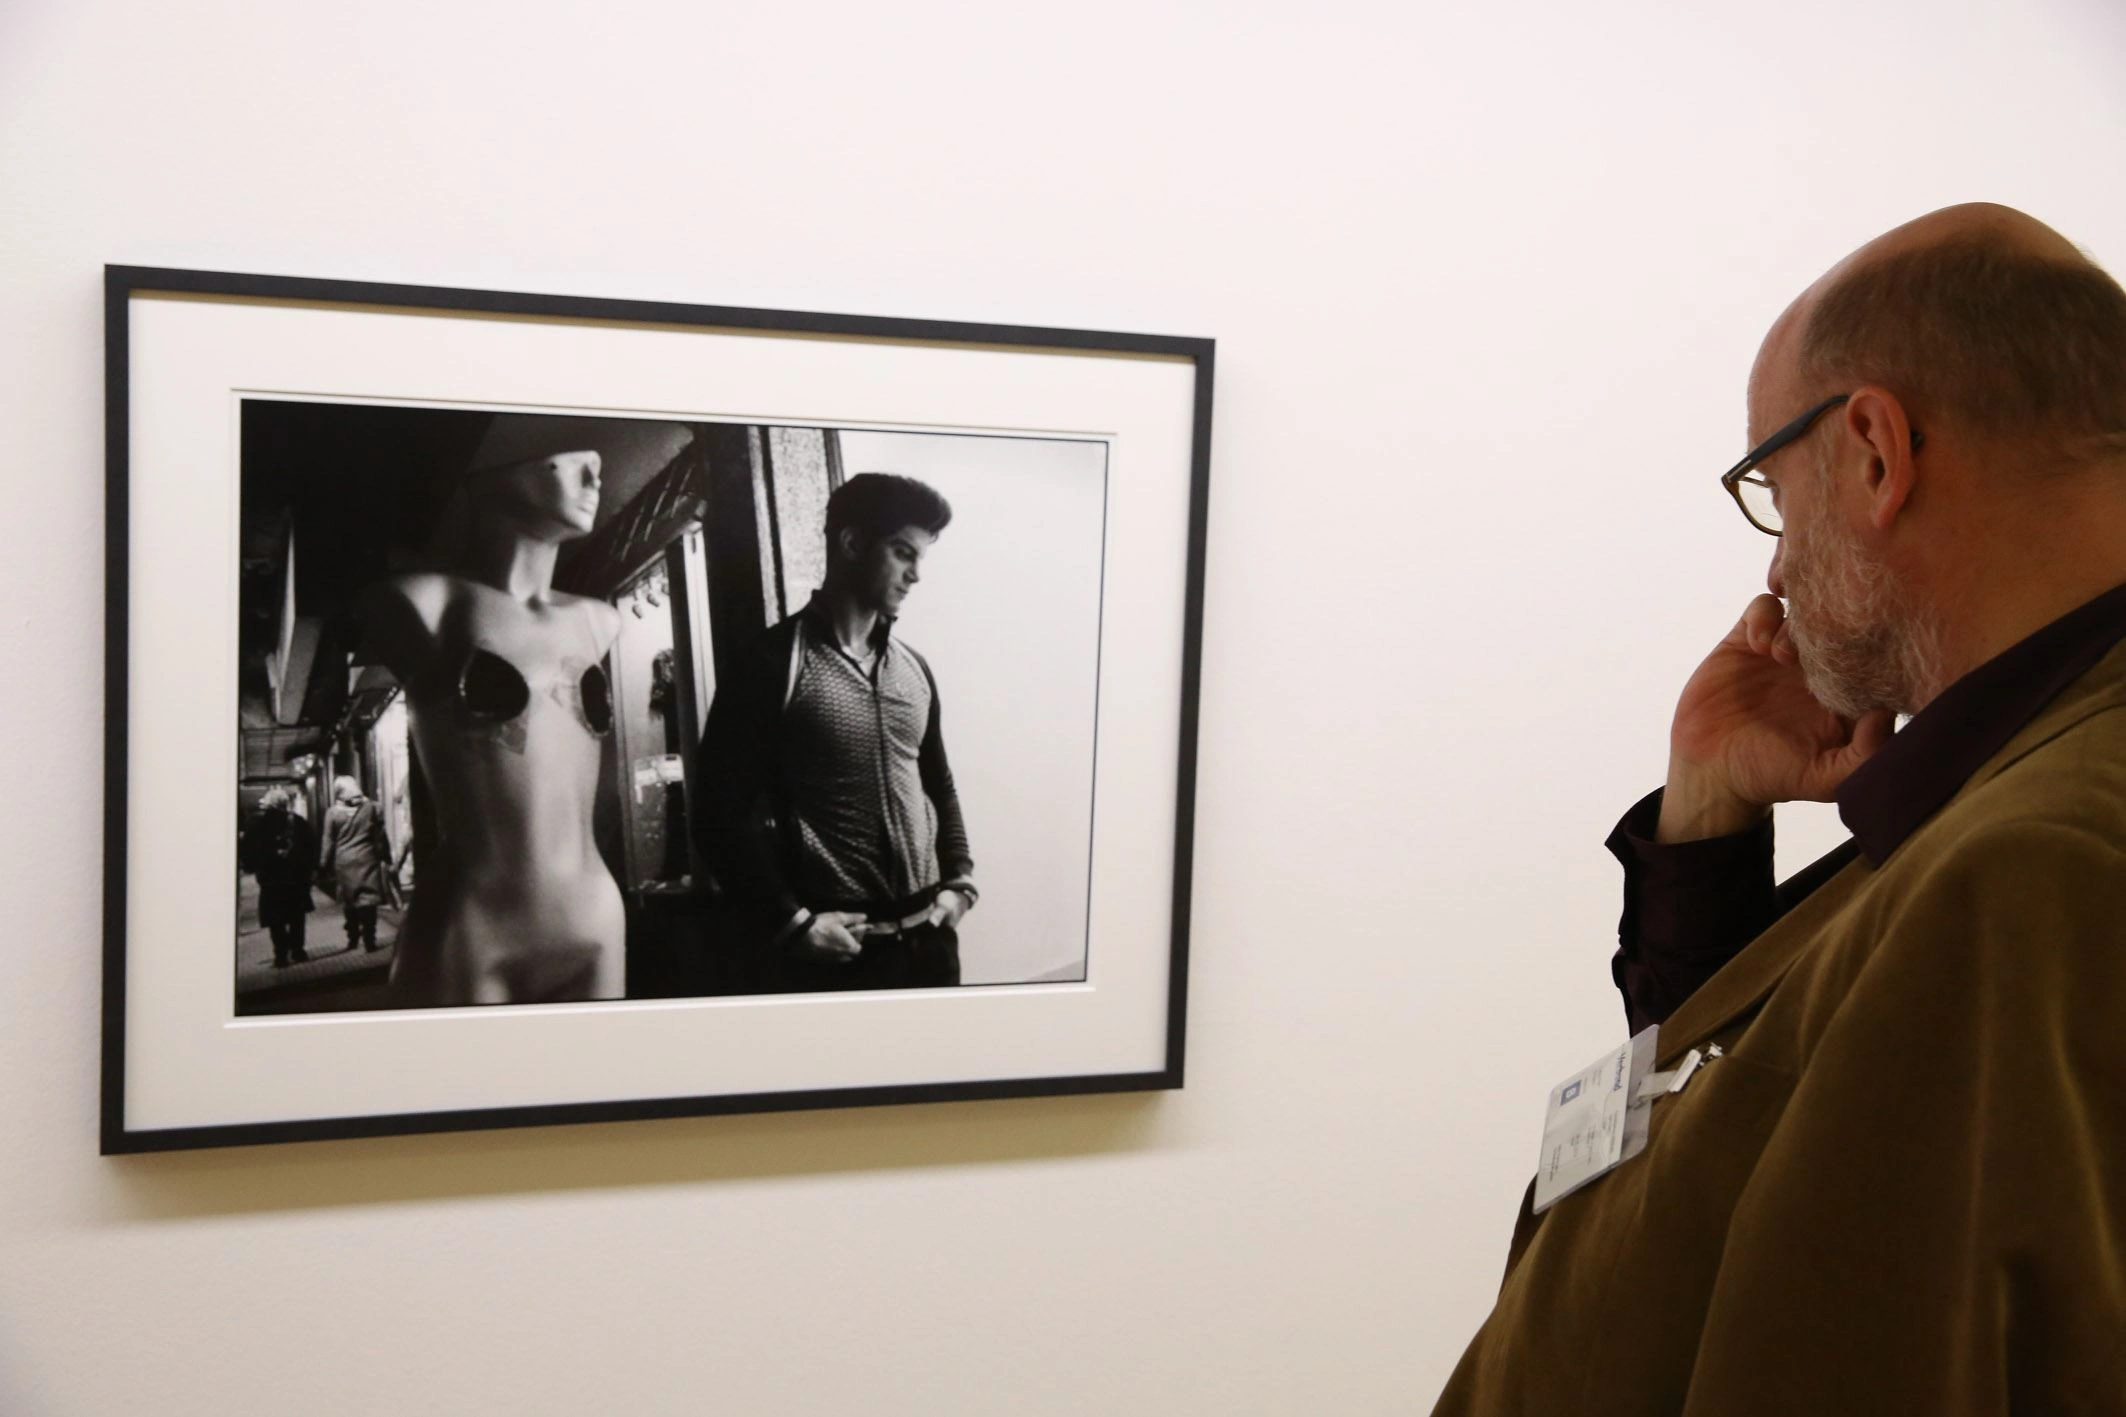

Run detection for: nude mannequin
[[360, 446, 625, 1006]]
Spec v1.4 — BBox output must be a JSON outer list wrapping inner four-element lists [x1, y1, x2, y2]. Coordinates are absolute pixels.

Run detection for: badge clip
[[1633, 1047, 1705, 1103]]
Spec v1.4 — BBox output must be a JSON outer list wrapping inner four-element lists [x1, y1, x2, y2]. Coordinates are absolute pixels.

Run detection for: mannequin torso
[[358, 446, 626, 1006]]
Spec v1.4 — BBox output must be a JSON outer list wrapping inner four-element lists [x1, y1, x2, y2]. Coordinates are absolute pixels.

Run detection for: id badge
[[1531, 1026, 1716, 1212], [1532, 1025, 1659, 1214]]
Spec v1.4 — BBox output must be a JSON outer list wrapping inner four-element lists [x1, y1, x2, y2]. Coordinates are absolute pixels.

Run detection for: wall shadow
[[98, 1090, 1171, 1223]]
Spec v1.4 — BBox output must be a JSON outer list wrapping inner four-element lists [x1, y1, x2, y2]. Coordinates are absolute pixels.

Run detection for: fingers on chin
[[1740, 597, 1788, 651]]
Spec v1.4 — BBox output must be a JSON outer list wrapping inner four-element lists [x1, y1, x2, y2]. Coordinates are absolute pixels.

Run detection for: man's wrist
[[1656, 768, 1770, 844]]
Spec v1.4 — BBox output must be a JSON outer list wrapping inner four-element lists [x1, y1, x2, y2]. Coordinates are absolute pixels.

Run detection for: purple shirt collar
[[1836, 579, 2126, 863]]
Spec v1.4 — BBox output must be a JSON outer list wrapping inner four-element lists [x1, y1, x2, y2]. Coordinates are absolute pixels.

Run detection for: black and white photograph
[[103, 268, 1209, 1150], [233, 401, 1106, 1016]]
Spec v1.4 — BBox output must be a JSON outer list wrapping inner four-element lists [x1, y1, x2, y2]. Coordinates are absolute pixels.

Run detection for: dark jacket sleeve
[[908, 649, 974, 893], [239, 816, 270, 877], [293, 813, 318, 874], [1606, 787, 1860, 1032], [692, 621, 804, 925]]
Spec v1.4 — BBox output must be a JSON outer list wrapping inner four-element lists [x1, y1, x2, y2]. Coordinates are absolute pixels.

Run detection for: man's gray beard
[[1786, 518, 1941, 719]]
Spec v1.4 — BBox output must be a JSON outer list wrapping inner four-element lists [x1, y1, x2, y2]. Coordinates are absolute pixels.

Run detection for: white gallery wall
[[2, 1, 2122, 1411]]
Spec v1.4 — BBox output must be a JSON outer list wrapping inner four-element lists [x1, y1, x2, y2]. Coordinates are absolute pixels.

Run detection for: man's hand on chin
[[1659, 593, 1895, 843]]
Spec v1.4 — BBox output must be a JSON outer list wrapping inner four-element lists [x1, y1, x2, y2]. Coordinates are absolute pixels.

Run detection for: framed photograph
[[102, 266, 1212, 1152]]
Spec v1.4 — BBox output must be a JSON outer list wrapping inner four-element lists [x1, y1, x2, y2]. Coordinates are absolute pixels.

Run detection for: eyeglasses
[[1719, 393, 1925, 537], [1719, 395, 1847, 537]]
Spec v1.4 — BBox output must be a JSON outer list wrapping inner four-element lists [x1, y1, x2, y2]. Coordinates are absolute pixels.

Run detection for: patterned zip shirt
[[696, 595, 975, 923]]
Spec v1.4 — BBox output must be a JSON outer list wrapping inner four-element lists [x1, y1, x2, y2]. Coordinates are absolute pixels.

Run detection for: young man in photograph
[[694, 472, 976, 992]]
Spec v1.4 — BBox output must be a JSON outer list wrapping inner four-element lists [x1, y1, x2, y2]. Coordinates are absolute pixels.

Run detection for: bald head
[[1836, 202, 2085, 270], [1741, 207, 2126, 714], [1769, 204, 2126, 468]]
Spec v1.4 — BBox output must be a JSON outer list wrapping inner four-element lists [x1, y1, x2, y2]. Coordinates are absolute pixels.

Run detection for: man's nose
[[1767, 538, 1786, 598]]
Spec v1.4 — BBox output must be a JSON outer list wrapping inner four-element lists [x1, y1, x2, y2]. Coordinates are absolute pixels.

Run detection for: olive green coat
[[1435, 643, 2126, 1415]]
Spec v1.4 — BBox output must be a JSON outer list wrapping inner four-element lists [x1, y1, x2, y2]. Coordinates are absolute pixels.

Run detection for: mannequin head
[[424, 448, 603, 572], [471, 449, 603, 542]]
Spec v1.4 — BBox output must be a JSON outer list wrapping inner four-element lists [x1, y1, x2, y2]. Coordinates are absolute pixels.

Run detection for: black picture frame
[[103, 265, 1213, 1153]]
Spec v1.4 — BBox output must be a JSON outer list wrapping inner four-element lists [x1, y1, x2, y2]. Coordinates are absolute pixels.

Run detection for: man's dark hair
[[1799, 235, 2126, 467], [825, 473, 953, 554]]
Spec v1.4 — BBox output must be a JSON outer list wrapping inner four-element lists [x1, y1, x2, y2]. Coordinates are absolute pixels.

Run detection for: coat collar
[[1654, 634, 2126, 1065], [1836, 580, 2126, 864], [798, 591, 896, 653]]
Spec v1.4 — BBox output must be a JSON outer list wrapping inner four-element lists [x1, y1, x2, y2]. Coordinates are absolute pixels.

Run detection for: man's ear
[[1842, 386, 1920, 533], [835, 526, 862, 564]]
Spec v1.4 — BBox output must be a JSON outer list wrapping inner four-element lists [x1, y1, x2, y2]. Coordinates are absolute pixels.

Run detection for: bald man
[[1434, 206, 2126, 1414]]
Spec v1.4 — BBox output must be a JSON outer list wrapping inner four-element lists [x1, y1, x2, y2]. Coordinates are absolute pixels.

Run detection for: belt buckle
[[859, 900, 934, 940]]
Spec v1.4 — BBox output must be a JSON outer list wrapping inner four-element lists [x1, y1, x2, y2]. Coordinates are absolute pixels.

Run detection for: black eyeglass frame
[[1719, 393, 1926, 537]]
